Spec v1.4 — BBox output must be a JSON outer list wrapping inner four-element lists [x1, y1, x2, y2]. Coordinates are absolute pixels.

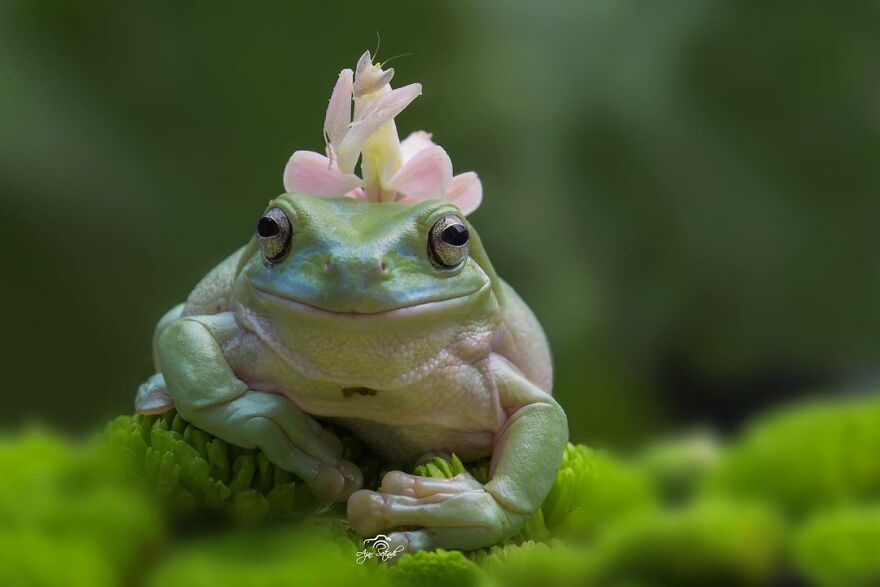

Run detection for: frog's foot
[[135, 373, 174, 415], [347, 471, 523, 552]]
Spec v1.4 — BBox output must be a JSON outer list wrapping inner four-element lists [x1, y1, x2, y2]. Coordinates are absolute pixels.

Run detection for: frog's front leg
[[157, 312, 362, 503], [135, 303, 185, 415], [347, 355, 568, 551]]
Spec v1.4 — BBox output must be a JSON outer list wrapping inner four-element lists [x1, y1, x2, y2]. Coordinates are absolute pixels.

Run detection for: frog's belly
[[225, 328, 505, 464], [331, 417, 495, 465], [278, 361, 505, 465]]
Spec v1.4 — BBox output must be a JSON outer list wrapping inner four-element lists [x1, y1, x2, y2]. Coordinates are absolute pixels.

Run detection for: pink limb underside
[[335, 83, 422, 172], [283, 151, 361, 196], [324, 68, 354, 148]]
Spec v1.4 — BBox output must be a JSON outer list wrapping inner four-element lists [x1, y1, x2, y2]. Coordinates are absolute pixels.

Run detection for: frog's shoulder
[[494, 279, 553, 394], [182, 245, 251, 317]]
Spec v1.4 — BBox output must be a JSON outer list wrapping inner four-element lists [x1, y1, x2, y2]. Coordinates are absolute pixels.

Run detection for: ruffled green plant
[[792, 506, 880, 587], [584, 500, 787, 587], [391, 550, 485, 587], [0, 428, 162, 587], [472, 540, 588, 587], [704, 395, 880, 517], [540, 443, 655, 539], [106, 411, 307, 523], [4, 390, 875, 586], [147, 524, 388, 587], [413, 453, 480, 481], [636, 430, 722, 502]]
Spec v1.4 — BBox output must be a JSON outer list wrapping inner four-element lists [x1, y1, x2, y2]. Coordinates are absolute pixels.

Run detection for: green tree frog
[[135, 51, 567, 552]]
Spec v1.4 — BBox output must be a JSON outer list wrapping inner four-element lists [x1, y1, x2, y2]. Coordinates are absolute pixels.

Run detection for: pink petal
[[345, 187, 368, 200], [399, 131, 436, 163], [283, 151, 361, 196], [336, 83, 422, 170], [385, 145, 453, 201], [446, 172, 483, 215], [323, 69, 353, 149]]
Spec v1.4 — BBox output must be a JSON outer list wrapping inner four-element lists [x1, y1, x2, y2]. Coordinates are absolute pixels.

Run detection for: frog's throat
[[250, 280, 491, 320]]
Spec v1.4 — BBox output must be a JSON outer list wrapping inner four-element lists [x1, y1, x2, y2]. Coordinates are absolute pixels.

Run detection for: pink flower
[[282, 51, 482, 215]]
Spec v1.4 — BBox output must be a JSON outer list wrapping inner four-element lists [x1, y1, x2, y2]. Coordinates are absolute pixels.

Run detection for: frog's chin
[[250, 281, 491, 320]]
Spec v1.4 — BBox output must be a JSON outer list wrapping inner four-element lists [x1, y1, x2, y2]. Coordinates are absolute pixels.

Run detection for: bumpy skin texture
[[136, 193, 567, 552]]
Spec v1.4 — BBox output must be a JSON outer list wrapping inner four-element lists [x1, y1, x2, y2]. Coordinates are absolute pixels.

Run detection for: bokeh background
[[2, 0, 879, 448]]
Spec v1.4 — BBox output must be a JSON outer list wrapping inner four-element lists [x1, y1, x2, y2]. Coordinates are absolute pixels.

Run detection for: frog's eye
[[428, 214, 470, 269], [256, 207, 292, 263]]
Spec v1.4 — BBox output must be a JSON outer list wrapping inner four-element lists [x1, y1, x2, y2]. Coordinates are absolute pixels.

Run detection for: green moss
[[472, 540, 587, 587], [792, 506, 880, 587], [413, 453, 469, 480], [541, 443, 655, 539], [9, 393, 880, 586], [585, 500, 787, 587], [107, 411, 309, 522], [637, 431, 721, 502], [148, 524, 388, 587], [0, 428, 162, 587], [391, 550, 485, 587], [705, 395, 880, 517]]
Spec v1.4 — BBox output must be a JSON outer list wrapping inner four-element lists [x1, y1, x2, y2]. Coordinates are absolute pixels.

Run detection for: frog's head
[[234, 194, 498, 385], [243, 192, 491, 314]]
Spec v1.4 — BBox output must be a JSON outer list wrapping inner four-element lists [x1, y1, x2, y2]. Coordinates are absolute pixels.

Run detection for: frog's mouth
[[251, 281, 490, 319]]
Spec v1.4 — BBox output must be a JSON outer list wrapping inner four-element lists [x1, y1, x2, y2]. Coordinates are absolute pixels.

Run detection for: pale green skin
[[137, 193, 568, 552]]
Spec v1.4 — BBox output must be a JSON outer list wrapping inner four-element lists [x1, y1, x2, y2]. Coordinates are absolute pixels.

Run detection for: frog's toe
[[379, 471, 482, 498], [135, 373, 174, 415], [346, 485, 512, 550], [347, 490, 386, 536], [311, 460, 363, 503]]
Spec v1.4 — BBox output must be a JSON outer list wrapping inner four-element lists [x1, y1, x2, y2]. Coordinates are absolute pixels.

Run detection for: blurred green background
[[2, 0, 879, 447]]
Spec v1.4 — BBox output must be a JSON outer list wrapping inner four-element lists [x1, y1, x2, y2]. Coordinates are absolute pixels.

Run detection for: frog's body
[[137, 188, 567, 549], [162, 195, 552, 463], [138, 194, 566, 552]]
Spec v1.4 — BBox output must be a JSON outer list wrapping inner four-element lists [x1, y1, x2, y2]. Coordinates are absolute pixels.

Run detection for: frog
[[134, 50, 567, 553]]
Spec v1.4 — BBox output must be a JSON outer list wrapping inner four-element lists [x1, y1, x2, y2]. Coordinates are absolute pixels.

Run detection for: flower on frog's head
[[282, 50, 482, 215]]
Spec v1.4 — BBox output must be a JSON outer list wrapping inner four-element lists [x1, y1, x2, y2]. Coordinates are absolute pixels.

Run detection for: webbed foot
[[347, 470, 524, 552], [135, 373, 174, 415]]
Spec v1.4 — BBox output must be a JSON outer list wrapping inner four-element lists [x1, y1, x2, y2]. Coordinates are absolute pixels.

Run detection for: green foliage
[[0, 429, 161, 587], [107, 411, 308, 522], [637, 431, 722, 502], [792, 506, 880, 587], [585, 500, 787, 587], [541, 443, 655, 538], [413, 453, 470, 480], [7, 392, 880, 586], [391, 550, 485, 587], [705, 395, 880, 516], [148, 524, 388, 587], [472, 541, 588, 587]]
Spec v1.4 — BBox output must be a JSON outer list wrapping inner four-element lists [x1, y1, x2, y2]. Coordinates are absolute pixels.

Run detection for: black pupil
[[257, 217, 279, 238], [441, 224, 468, 246]]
